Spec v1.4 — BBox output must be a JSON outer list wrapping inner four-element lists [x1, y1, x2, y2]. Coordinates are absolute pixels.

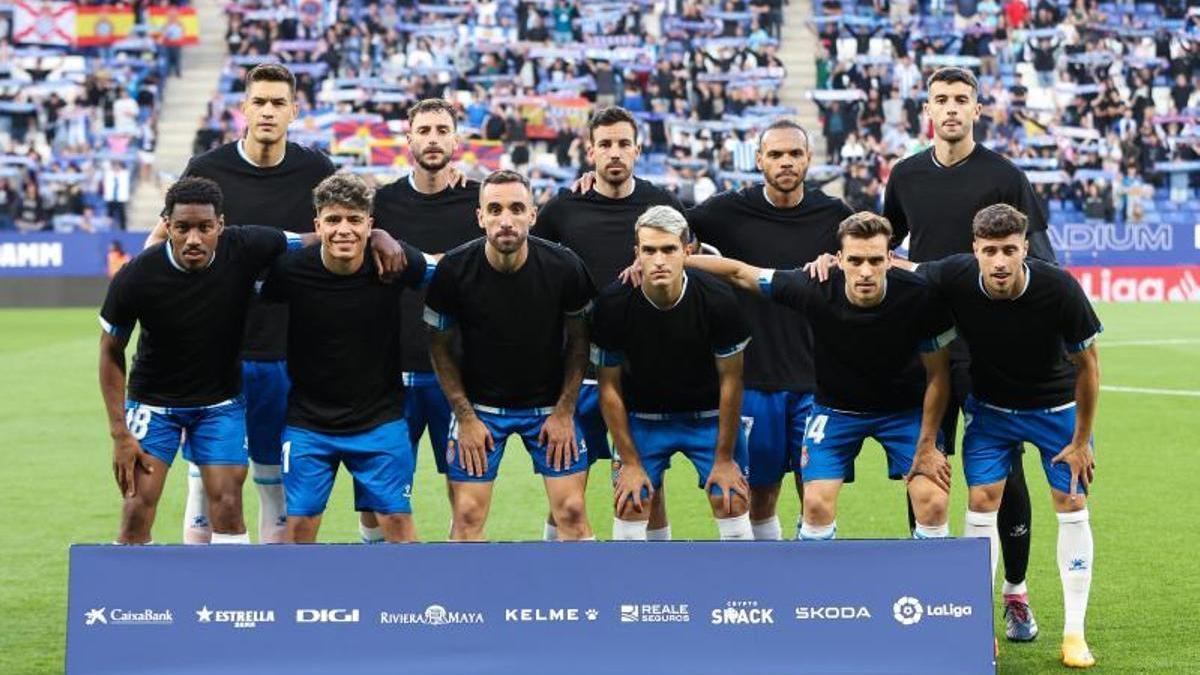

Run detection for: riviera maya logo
[[892, 596, 923, 626]]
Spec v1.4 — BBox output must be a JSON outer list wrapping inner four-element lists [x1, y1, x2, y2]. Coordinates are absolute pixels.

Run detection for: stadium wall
[[0, 228, 1195, 307]]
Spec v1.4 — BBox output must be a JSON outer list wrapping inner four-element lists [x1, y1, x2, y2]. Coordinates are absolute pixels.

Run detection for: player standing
[[592, 206, 753, 541], [99, 178, 305, 544], [687, 119, 851, 540], [904, 204, 1100, 668], [686, 212, 955, 540], [534, 106, 685, 541], [881, 66, 1057, 639], [261, 174, 432, 543], [424, 171, 596, 541], [363, 99, 480, 542], [180, 63, 336, 544]]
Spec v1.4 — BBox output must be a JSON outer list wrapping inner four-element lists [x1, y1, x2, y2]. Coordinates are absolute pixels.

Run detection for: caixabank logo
[[84, 608, 174, 627], [710, 600, 774, 626], [892, 596, 973, 626]]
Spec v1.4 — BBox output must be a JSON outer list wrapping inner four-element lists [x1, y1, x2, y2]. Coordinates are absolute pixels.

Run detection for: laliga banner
[[1050, 221, 1199, 302], [67, 541, 993, 674]]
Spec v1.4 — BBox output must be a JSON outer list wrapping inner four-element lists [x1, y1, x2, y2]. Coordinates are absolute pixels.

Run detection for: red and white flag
[[13, 1, 77, 46]]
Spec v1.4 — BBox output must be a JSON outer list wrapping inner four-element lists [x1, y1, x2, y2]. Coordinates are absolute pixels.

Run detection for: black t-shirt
[[768, 267, 956, 412], [424, 237, 597, 409], [883, 145, 1054, 263], [260, 243, 429, 433], [532, 178, 685, 286], [918, 254, 1103, 409], [590, 271, 751, 414], [182, 141, 336, 361], [687, 185, 850, 392], [372, 177, 481, 373], [100, 226, 290, 407]]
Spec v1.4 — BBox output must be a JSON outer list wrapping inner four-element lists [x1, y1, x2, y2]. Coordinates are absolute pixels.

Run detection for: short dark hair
[[480, 169, 531, 197], [927, 66, 979, 94], [313, 172, 373, 214], [407, 98, 458, 129], [164, 177, 223, 217], [588, 106, 639, 144], [757, 118, 810, 149], [837, 211, 893, 243], [245, 63, 297, 99], [972, 204, 1028, 239]]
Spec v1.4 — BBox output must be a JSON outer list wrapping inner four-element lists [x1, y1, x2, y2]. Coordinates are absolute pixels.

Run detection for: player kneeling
[[261, 174, 431, 543], [594, 206, 753, 540], [687, 212, 955, 540]]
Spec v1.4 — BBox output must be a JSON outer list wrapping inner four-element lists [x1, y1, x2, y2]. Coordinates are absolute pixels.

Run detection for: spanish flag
[[148, 6, 198, 46], [76, 5, 135, 46]]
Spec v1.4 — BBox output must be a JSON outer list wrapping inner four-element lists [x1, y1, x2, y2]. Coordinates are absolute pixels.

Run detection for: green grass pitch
[[0, 304, 1196, 673]]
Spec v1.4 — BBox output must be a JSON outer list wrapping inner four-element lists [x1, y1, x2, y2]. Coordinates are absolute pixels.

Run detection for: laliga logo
[[296, 609, 360, 624], [892, 597, 923, 625]]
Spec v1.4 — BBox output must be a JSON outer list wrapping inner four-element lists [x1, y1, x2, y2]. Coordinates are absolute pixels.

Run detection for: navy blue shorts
[[242, 360, 290, 466], [577, 381, 613, 463], [402, 372, 452, 474], [741, 389, 812, 486]]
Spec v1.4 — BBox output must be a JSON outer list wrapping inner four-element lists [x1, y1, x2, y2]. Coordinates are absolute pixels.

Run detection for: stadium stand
[[0, 2, 186, 233], [806, 0, 1200, 226]]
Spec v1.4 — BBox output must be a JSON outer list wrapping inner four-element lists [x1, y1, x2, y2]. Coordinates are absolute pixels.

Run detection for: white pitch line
[[1102, 338, 1200, 347], [1102, 385, 1200, 398]]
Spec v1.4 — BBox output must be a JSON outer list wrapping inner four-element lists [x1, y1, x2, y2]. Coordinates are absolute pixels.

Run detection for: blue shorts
[[124, 398, 247, 467], [282, 419, 415, 517], [242, 360, 290, 466], [446, 406, 589, 482], [742, 389, 812, 486], [798, 404, 941, 483], [577, 381, 612, 463], [962, 396, 1090, 495], [621, 412, 750, 497], [402, 372, 452, 474]]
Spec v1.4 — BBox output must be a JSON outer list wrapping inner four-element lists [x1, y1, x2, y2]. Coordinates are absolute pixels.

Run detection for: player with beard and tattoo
[[361, 99, 480, 543], [533, 106, 685, 542], [686, 120, 850, 540], [179, 64, 335, 544]]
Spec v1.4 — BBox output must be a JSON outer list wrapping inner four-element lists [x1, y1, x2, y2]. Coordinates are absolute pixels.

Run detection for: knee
[[555, 495, 588, 528], [454, 496, 488, 530], [712, 492, 749, 519], [802, 493, 835, 525], [968, 485, 1004, 512], [749, 487, 778, 517], [911, 487, 948, 523]]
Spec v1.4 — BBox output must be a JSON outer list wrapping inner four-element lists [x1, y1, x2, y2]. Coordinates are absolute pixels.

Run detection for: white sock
[[359, 522, 385, 544], [543, 521, 558, 542], [1057, 509, 1093, 636], [794, 514, 805, 540], [798, 520, 837, 541], [1002, 580, 1028, 596], [913, 522, 950, 539], [112, 540, 154, 545], [965, 510, 1000, 586], [751, 516, 782, 541], [210, 532, 250, 544], [182, 463, 211, 545], [646, 525, 672, 541], [715, 513, 754, 541], [579, 536, 596, 541], [251, 461, 287, 544], [612, 518, 649, 541]]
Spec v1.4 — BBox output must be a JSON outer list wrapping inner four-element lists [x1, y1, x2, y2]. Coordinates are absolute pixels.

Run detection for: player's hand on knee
[[571, 171, 596, 194], [539, 410, 577, 472], [111, 433, 153, 498], [802, 253, 837, 282], [368, 230, 407, 281], [1052, 440, 1095, 499], [614, 464, 653, 515], [705, 459, 749, 514], [907, 444, 951, 493], [457, 415, 493, 478]]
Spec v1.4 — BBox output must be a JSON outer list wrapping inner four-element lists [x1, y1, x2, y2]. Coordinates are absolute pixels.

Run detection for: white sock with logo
[[913, 522, 950, 539], [716, 513, 754, 540], [751, 516, 782, 541], [646, 525, 672, 541], [359, 522, 385, 544], [543, 521, 558, 542], [798, 520, 837, 541], [252, 461, 287, 544], [1002, 580, 1028, 596], [182, 463, 211, 545], [210, 532, 250, 544], [965, 510, 1000, 585], [1057, 509, 1093, 636], [612, 518, 649, 541]]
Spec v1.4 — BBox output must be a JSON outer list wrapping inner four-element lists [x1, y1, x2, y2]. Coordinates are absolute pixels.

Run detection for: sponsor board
[[379, 604, 484, 626], [295, 609, 360, 624], [892, 596, 973, 626], [504, 607, 599, 622], [195, 606, 274, 629], [1068, 266, 1200, 302], [794, 605, 872, 621], [619, 603, 690, 623], [710, 600, 775, 625]]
